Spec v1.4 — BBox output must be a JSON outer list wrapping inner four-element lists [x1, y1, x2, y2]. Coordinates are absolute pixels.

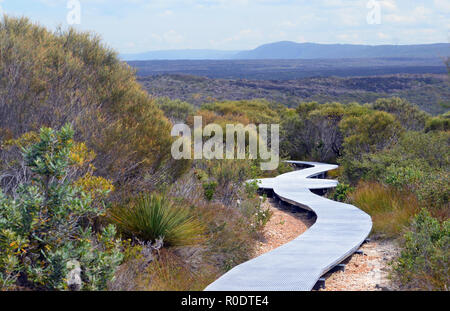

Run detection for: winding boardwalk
[[205, 161, 373, 291]]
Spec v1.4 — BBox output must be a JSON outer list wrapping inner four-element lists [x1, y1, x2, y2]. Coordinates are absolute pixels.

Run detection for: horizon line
[[121, 41, 450, 55]]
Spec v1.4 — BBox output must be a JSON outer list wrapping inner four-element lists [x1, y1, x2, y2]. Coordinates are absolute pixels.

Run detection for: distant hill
[[234, 42, 450, 59], [121, 41, 450, 60]]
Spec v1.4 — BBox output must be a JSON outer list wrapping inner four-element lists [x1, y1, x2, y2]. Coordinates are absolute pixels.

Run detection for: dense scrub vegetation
[[139, 73, 449, 114], [0, 16, 273, 291], [0, 16, 448, 291], [131, 58, 448, 81], [0, 16, 177, 195], [276, 97, 448, 290], [184, 95, 448, 290]]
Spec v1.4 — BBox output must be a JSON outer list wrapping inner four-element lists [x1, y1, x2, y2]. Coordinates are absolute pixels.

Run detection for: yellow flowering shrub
[[69, 142, 96, 168], [3, 131, 39, 149], [74, 173, 114, 202], [5, 132, 114, 205]]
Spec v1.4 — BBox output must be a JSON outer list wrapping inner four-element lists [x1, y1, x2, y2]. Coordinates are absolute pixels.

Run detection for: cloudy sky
[[1, 0, 449, 53]]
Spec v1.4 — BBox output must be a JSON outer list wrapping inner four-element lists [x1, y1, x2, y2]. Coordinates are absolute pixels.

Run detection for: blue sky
[[1, 0, 449, 53]]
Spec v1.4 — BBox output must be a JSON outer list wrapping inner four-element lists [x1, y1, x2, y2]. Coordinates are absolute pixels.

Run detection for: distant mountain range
[[121, 41, 450, 61]]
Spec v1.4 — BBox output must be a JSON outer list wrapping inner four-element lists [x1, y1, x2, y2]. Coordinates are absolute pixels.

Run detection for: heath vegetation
[[0, 16, 448, 291]]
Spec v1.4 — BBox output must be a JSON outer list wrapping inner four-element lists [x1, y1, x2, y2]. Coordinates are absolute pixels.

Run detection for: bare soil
[[320, 239, 400, 291], [252, 198, 315, 258]]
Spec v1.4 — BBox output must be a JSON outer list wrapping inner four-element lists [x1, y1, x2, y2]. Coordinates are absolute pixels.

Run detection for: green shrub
[[156, 97, 195, 123], [384, 164, 449, 211], [415, 171, 450, 212], [373, 97, 429, 131], [331, 182, 354, 202], [109, 194, 204, 246], [244, 180, 260, 198], [194, 169, 208, 182], [251, 197, 272, 232], [203, 181, 218, 201], [425, 112, 450, 133], [393, 209, 449, 290], [340, 131, 449, 214], [0, 125, 122, 291], [239, 193, 272, 233], [383, 164, 425, 189], [201, 159, 257, 206], [201, 99, 282, 125], [340, 111, 403, 162]]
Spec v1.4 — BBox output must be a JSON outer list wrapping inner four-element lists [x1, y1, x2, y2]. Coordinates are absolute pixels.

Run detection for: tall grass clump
[[110, 194, 204, 246], [136, 250, 218, 291], [349, 182, 419, 238]]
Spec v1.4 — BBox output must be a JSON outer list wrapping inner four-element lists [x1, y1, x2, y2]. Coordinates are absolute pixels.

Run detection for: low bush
[[250, 198, 273, 232], [202, 181, 218, 201], [203, 159, 256, 207], [109, 194, 205, 247], [330, 182, 354, 202], [156, 97, 196, 124], [201, 203, 256, 272], [392, 209, 449, 290], [425, 112, 450, 133], [384, 164, 449, 215], [239, 184, 272, 233]]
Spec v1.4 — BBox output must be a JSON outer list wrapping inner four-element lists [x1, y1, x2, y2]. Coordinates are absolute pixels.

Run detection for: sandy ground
[[252, 198, 316, 258], [254, 198, 399, 291], [320, 239, 399, 291]]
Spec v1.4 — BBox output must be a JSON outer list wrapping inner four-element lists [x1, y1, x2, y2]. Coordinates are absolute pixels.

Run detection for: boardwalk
[[205, 161, 373, 291]]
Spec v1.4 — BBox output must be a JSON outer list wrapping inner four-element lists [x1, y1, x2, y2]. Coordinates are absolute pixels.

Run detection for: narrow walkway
[[205, 161, 373, 291]]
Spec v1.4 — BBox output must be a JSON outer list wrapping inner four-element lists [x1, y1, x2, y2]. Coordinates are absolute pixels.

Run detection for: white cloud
[[434, 0, 450, 13], [337, 33, 359, 42], [279, 20, 297, 28], [380, 0, 397, 12], [377, 32, 390, 39], [159, 10, 174, 17], [163, 30, 184, 44], [3, 0, 449, 52], [210, 28, 263, 47], [385, 5, 432, 24], [269, 30, 288, 40]]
